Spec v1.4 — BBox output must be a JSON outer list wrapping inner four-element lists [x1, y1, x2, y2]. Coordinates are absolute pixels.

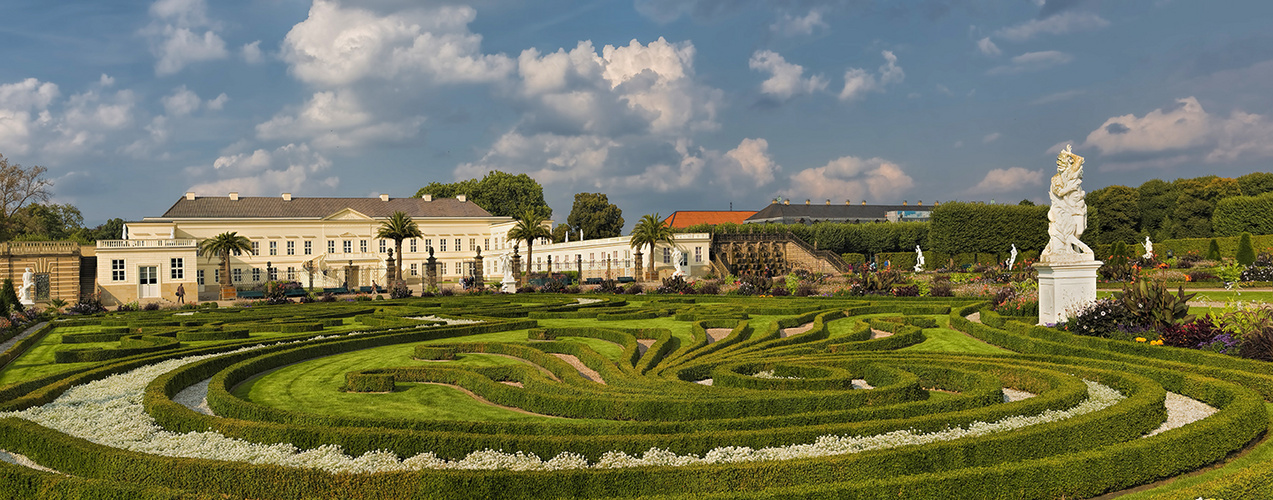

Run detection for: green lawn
[[900, 328, 1014, 355]]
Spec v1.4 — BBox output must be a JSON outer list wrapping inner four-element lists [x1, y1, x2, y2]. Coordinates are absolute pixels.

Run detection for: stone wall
[[0, 241, 84, 303]]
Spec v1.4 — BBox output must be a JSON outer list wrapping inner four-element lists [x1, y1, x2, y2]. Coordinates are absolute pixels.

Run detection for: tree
[[1237, 172, 1273, 197], [0, 154, 53, 238], [416, 171, 551, 218], [375, 211, 422, 282], [566, 192, 624, 240], [1237, 232, 1256, 266], [1206, 238, 1221, 261], [1018, 199, 1035, 206], [8, 203, 85, 241], [198, 232, 252, 289], [1137, 179, 1176, 237], [551, 223, 574, 243], [630, 213, 675, 280], [1088, 185, 1141, 245], [506, 208, 551, 278]]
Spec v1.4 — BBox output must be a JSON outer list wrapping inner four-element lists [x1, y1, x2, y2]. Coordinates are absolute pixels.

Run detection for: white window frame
[[269, 241, 277, 256], [170, 258, 184, 280], [287, 240, 295, 256], [251, 268, 261, 282], [343, 240, 352, 253], [304, 240, 312, 255], [328, 240, 335, 254], [233, 268, 242, 283], [111, 259, 126, 281], [251, 241, 259, 256]]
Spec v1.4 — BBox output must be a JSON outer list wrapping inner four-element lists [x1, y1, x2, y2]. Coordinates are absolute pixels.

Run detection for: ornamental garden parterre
[[0, 286, 1271, 499]]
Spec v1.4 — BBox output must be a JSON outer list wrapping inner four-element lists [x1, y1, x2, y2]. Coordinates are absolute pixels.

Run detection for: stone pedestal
[[1035, 261, 1102, 325], [426, 256, 437, 291], [474, 253, 484, 289]]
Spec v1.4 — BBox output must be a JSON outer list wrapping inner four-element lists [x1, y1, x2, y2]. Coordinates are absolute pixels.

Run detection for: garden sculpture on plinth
[[1143, 236, 1153, 260], [913, 246, 924, 273], [1036, 145, 1102, 325]]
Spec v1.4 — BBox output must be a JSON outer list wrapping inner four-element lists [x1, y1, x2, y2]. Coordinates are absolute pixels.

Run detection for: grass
[[1118, 403, 1273, 499], [900, 328, 1014, 354]]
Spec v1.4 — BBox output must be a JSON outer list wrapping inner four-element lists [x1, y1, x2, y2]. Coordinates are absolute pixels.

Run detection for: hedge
[[1213, 191, 1273, 236], [344, 372, 395, 392], [927, 202, 1049, 255]]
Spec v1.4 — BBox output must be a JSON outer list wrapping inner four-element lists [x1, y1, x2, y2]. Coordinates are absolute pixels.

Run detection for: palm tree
[[376, 211, 422, 282], [506, 208, 552, 280], [198, 232, 252, 293], [630, 213, 675, 281]]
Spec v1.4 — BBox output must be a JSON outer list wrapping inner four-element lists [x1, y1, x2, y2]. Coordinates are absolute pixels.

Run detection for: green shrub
[[344, 372, 394, 392], [1207, 238, 1222, 260], [1237, 232, 1257, 265]]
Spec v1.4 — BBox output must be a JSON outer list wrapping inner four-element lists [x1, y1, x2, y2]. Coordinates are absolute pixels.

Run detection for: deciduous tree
[[566, 192, 624, 240], [416, 171, 551, 218]]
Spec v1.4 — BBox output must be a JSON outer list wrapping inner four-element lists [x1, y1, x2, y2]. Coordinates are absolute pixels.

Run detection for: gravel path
[[965, 312, 982, 324], [705, 328, 732, 343], [636, 339, 656, 356], [779, 323, 814, 338], [1002, 388, 1036, 403], [0, 321, 47, 368], [0, 449, 61, 474], [421, 382, 561, 418], [869, 329, 893, 339], [1145, 392, 1217, 437], [173, 377, 215, 416], [552, 353, 605, 384], [851, 379, 873, 390], [694, 378, 713, 386]]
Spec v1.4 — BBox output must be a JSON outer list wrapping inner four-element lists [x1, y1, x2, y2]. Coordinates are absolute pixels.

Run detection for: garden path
[[779, 323, 814, 338], [705, 328, 732, 343], [0, 321, 47, 371], [552, 353, 605, 384], [636, 339, 656, 356]]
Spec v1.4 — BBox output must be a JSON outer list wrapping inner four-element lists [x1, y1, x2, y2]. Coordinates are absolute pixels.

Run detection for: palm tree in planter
[[507, 208, 552, 284], [630, 213, 675, 281], [376, 211, 422, 282], [199, 231, 252, 300]]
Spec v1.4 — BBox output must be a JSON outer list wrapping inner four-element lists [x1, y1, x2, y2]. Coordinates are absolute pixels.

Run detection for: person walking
[[175, 284, 185, 304]]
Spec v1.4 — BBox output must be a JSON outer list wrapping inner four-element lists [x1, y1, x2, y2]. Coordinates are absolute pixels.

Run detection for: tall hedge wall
[[680, 221, 928, 256], [927, 202, 1049, 255], [1213, 191, 1273, 236]]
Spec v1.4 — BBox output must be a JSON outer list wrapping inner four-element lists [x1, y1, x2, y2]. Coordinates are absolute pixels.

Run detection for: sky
[[1, 0, 1271, 229]]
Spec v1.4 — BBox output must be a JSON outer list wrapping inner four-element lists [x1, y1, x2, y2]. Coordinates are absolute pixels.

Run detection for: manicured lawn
[[1119, 403, 1273, 499], [900, 328, 1014, 354]]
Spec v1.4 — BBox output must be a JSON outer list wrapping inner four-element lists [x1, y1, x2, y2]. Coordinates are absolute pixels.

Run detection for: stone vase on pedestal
[[1035, 261, 1102, 325]]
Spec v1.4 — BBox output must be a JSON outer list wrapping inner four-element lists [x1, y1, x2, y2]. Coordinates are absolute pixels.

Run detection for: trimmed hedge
[[345, 372, 395, 392]]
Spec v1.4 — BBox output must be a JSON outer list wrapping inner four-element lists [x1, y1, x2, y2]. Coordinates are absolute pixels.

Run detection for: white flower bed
[[1, 337, 1129, 474], [406, 316, 483, 325], [751, 370, 799, 380]]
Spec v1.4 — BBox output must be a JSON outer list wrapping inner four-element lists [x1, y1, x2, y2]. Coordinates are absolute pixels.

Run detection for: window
[[252, 268, 261, 282], [536, 257, 542, 271], [170, 258, 184, 280], [265, 241, 274, 256], [251, 241, 259, 256], [412, 239, 419, 253], [360, 240, 367, 253], [343, 240, 352, 253], [304, 240, 312, 255], [663, 247, 670, 264], [268, 266, 277, 281], [233, 268, 242, 283], [214, 268, 220, 284], [111, 259, 125, 281], [625, 250, 630, 259], [410, 263, 418, 276], [197, 269, 204, 285], [379, 239, 386, 253], [439, 239, 446, 252], [469, 238, 476, 252], [327, 240, 335, 254], [484, 238, 489, 251], [695, 247, 702, 263], [454, 239, 461, 253], [287, 267, 295, 280], [287, 240, 295, 255]]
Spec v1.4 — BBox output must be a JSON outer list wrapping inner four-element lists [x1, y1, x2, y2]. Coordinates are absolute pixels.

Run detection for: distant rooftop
[[745, 200, 934, 224], [153, 192, 495, 219], [662, 210, 758, 228]]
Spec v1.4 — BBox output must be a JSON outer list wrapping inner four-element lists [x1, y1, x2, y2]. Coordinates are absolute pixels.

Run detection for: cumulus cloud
[[839, 50, 903, 101], [454, 130, 619, 187], [965, 167, 1044, 195], [749, 50, 827, 100], [256, 90, 423, 149], [0, 77, 149, 158], [771, 10, 827, 37], [1082, 96, 1273, 164], [242, 41, 264, 64], [983, 132, 1002, 143], [191, 143, 338, 196], [988, 50, 1073, 75], [281, 0, 513, 87], [995, 10, 1110, 42], [783, 155, 914, 203], [977, 37, 1001, 56], [206, 93, 229, 111], [142, 0, 229, 76], [161, 86, 202, 116], [0, 78, 59, 154]]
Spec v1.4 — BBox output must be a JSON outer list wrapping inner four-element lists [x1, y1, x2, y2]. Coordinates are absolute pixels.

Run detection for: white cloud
[[454, 131, 618, 187], [192, 143, 338, 196], [98, 74, 115, 87], [965, 167, 1044, 195], [0, 77, 148, 158], [749, 50, 827, 100], [256, 90, 422, 149], [983, 132, 1002, 143], [725, 138, 778, 188], [206, 93, 229, 111], [142, 0, 229, 76], [995, 11, 1110, 42], [771, 10, 827, 37], [242, 41, 263, 64], [1082, 96, 1273, 164], [783, 155, 914, 202], [0, 78, 60, 110], [162, 86, 202, 116], [839, 50, 903, 101], [281, 0, 513, 87], [988, 50, 1073, 75], [977, 37, 1001, 56]]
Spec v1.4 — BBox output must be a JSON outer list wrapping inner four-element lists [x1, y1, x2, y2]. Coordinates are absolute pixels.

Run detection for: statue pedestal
[[1035, 260, 1102, 325], [501, 277, 518, 293]]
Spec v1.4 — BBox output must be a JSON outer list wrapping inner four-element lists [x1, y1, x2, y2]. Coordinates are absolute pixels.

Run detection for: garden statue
[[672, 248, 686, 277], [1142, 236, 1153, 260], [913, 245, 924, 272], [19, 267, 34, 305], [500, 251, 517, 293], [1041, 144, 1094, 263], [1008, 244, 1018, 270]]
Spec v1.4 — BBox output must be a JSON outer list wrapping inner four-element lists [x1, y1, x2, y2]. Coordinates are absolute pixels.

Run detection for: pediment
[[323, 208, 373, 221]]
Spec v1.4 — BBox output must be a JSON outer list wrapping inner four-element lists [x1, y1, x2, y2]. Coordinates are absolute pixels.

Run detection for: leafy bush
[[142, 302, 161, 311], [771, 286, 790, 296], [794, 282, 817, 297], [1114, 280, 1195, 331], [319, 293, 337, 302], [929, 282, 954, 297], [1236, 232, 1256, 265], [1240, 265, 1273, 282], [657, 276, 693, 294], [891, 284, 919, 297], [1187, 270, 1219, 282], [67, 297, 107, 315], [389, 281, 414, 299], [116, 302, 139, 312], [1160, 316, 1223, 348], [516, 285, 536, 294], [540, 278, 569, 294], [439, 287, 455, 297], [993, 286, 1015, 306], [1206, 238, 1222, 260], [1059, 298, 1133, 336], [736, 274, 773, 296], [697, 281, 720, 296], [624, 284, 644, 295]]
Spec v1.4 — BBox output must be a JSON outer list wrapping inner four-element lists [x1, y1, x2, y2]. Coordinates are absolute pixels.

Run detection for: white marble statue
[[1008, 244, 1018, 270], [1142, 236, 1153, 260], [672, 248, 686, 277], [1041, 145, 1094, 263], [500, 251, 517, 293], [913, 245, 925, 272], [19, 267, 34, 305]]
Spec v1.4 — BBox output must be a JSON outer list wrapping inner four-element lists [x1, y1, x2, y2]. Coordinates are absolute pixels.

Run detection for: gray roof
[[746, 202, 924, 222], [156, 196, 494, 219]]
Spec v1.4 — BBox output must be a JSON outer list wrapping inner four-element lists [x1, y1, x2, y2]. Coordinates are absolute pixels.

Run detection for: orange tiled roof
[[662, 211, 758, 228]]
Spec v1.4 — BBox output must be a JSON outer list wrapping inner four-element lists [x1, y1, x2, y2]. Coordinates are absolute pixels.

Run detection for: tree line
[[0, 154, 124, 244]]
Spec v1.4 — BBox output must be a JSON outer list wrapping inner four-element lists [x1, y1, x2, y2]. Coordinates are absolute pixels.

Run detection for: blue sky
[[2, 0, 1271, 228]]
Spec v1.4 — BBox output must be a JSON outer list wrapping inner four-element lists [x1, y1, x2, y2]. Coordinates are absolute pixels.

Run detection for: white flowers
[[1, 335, 1130, 475], [751, 370, 799, 379]]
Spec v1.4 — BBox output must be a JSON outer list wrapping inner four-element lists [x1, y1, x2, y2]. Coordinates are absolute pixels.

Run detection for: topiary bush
[[1206, 238, 1222, 261], [1236, 232, 1256, 266]]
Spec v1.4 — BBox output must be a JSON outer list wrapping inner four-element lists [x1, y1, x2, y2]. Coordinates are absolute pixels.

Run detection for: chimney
[[825, 199, 831, 205], [185, 192, 195, 200], [457, 194, 467, 202], [229, 192, 239, 201], [282, 193, 292, 201], [423, 194, 433, 202], [934, 200, 940, 206], [845, 200, 850, 205], [861, 201, 866, 205], [784, 199, 790, 205], [918, 200, 923, 206], [379, 194, 389, 202], [805, 199, 810, 205], [903, 200, 908, 206]]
